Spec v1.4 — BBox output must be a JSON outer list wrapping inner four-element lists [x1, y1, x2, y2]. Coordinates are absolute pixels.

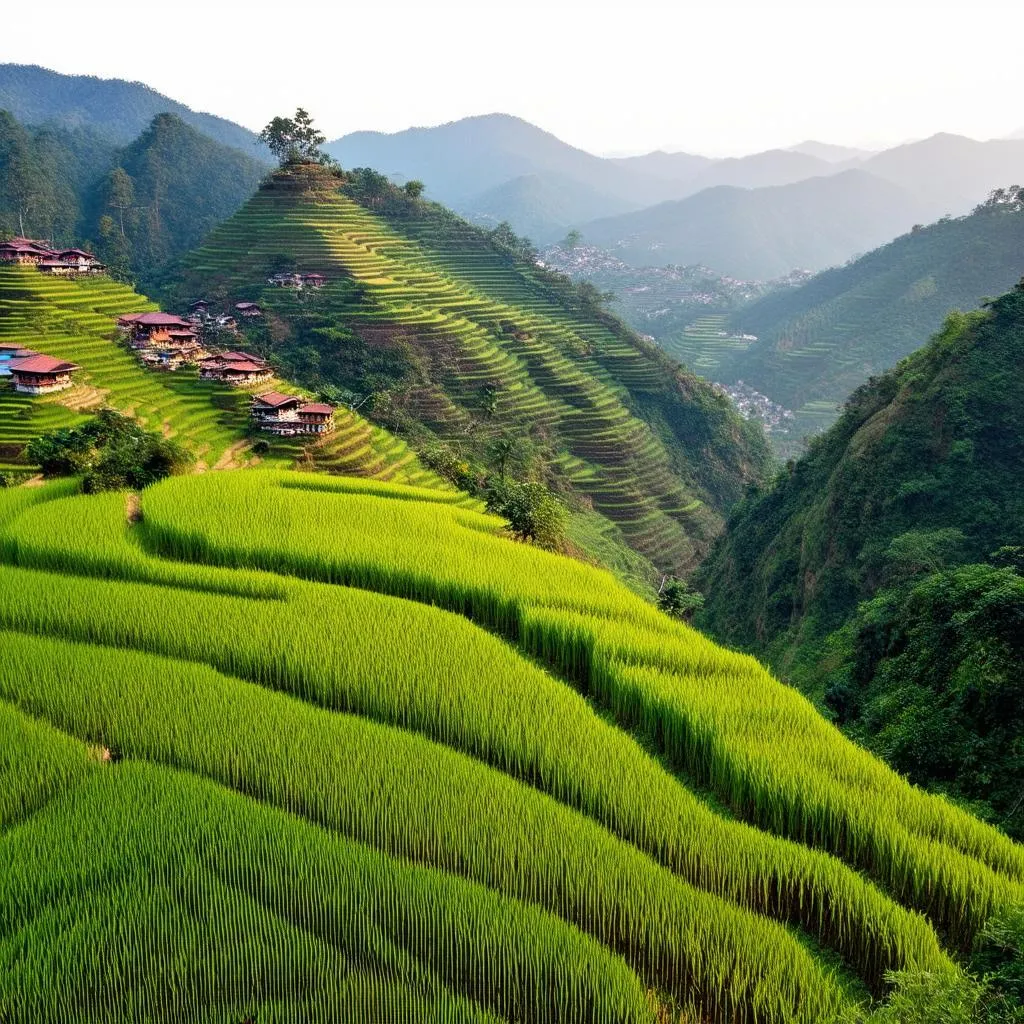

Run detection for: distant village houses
[[235, 302, 263, 318], [268, 271, 326, 289], [0, 238, 105, 275], [251, 391, 335, 435]]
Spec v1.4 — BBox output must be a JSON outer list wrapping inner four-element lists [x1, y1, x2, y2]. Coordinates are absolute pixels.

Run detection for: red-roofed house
[[9, 354, 81, 394], [251, 391, 335, 435]]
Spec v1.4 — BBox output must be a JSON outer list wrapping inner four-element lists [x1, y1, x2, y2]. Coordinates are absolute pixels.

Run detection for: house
[[0, 343, 38, 376], [188, 299, 211, 315], [303, 273, 326, 288], [1, 240, 103, 273], [269, 272, 303, 287], [251, 391, 335, 435], [122, 312, 193, 345], [235, 302, 263, 318], [199, 351, 272, 386], [8, 354, 80, 394]]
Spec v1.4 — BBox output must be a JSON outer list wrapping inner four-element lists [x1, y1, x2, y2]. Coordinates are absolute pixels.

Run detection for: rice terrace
[[2, 7, 1024, 1023]]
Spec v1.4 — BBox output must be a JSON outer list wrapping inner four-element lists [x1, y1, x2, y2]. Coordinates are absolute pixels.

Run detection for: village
[[0, 238, 336, 438]]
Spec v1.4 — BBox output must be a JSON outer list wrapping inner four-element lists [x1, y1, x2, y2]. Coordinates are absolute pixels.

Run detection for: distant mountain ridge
[[0, 63, 270, 158], [575, 170, 927, 279]]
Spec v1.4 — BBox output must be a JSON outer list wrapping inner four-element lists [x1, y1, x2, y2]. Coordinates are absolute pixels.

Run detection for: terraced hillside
[[173, 164, 770, 572], [0, 265, 439, 485], [0, 470, 1021, 1022], [654, 315, 757, 379]]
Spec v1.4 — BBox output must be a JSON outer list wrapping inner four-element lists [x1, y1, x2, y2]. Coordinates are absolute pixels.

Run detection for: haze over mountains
[[7, 64, 1024, 282]]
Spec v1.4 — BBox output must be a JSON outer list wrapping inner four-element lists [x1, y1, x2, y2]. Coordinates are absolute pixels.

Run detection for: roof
[[133, 312, 191, 327], [253, 391, 298, 408], [117, 312, 145, 323], [235, 302, 261, 310], [10, 354, 80, 374], [221, 361, 267, 373], [218, 351, 265, 364], [299, 403, 334, 415], [57, 248, 96, 259]]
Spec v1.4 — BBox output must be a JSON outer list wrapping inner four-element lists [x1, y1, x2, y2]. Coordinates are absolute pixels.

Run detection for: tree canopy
[[257, 108, 326, 166]]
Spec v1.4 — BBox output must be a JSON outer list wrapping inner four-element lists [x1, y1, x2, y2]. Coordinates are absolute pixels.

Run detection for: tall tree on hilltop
[[257, 108, 326, 166], [105, 167, 135, 238]]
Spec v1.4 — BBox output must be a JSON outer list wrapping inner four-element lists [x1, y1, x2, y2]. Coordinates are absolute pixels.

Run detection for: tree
[[105, 167, 135, 238], [562, 229, 582, 249], [658, 578, 705, 621], [487, 480, 566, 550], [403, 180, 425, 199], [257, 108, 326, 166]]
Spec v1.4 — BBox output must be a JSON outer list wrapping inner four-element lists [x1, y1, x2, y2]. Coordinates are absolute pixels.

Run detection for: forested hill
[[0, 63, 267, 154], [698, 283, 1024, 837], [0, 109, 265, 288], [725, 193, 1024, 430], [166, 163, 772, 578]]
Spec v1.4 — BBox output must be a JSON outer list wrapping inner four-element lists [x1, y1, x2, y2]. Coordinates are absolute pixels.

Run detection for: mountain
[[0, 63, 268, 156], [861, 132, 1024, 214], [163, 162, 772, 577], [84, 113, 266, 286], [723, 196, 1024, 433], [326, 112, 668, 211], [698, 283, 1024, 838], [577, 170, 927, 278], [0, 108, 266, 288], [607, 149, 715, 182], [461, 172, 636, 243], [787, 140, 873, 162], [680, 148, 833, 193]]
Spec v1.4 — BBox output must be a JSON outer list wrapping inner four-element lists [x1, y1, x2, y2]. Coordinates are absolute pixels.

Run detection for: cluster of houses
[[0, 237, 105, 276], [0, 342, 80, 394], [268, 271, 326, 289]]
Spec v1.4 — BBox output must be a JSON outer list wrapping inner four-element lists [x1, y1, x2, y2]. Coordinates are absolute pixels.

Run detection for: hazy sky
[[4, 0, 1023, 156]]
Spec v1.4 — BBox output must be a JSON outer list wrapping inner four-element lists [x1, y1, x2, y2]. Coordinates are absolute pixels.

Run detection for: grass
[[1, 470, 1020, 1020]]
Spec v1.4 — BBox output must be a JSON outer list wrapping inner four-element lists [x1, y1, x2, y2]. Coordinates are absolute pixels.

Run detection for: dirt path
[[213, 441, 249, 471], [125, 493, 141, 523]]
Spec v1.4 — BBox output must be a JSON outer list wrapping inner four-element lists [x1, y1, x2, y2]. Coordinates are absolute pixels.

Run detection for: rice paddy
[[0, 469, 1020, 1022]]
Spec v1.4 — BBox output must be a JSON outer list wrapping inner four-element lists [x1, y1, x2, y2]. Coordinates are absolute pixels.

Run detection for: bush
[[486, 480, 566, 550], [25, 409, 193, 492]]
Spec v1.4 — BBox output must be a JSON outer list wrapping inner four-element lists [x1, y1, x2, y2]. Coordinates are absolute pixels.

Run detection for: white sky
[[4, 0, 1022, 156]]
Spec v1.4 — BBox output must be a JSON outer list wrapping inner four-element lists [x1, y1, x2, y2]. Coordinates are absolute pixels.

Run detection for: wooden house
[[199, 351, 272, 386], [251, 391, 335, 435], [303, 273, 326, 288], [124, 312, 193, 345], [8, 354, 81, 394], [235, 302, 263, 318]]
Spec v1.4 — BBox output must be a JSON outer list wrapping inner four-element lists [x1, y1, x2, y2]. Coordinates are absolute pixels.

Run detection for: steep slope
[[698, 285, 1024, 834], [725, 199, 1024, 435], [578, 170, 926, 277], [85, 113, 266, 286], [0, 264, 437, 484], [1, 469, 1020, 1019], [170, 164, 771, 573], [0, 62, 268, 155]]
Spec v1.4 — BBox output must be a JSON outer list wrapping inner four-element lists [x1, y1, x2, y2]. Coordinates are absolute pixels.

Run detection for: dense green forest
[[0, 108, 265, 288], [725, 193, 1024, 434], [698, 283, 1024, 839]]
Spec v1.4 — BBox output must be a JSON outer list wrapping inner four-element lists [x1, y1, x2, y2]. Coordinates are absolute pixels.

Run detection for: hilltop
[[723, 193, 1024, 437], [1, 467, 1022, 1020], [165, 162, 772, 577], [0, 263, 437, 484], [698, 283, 1024, 836]]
